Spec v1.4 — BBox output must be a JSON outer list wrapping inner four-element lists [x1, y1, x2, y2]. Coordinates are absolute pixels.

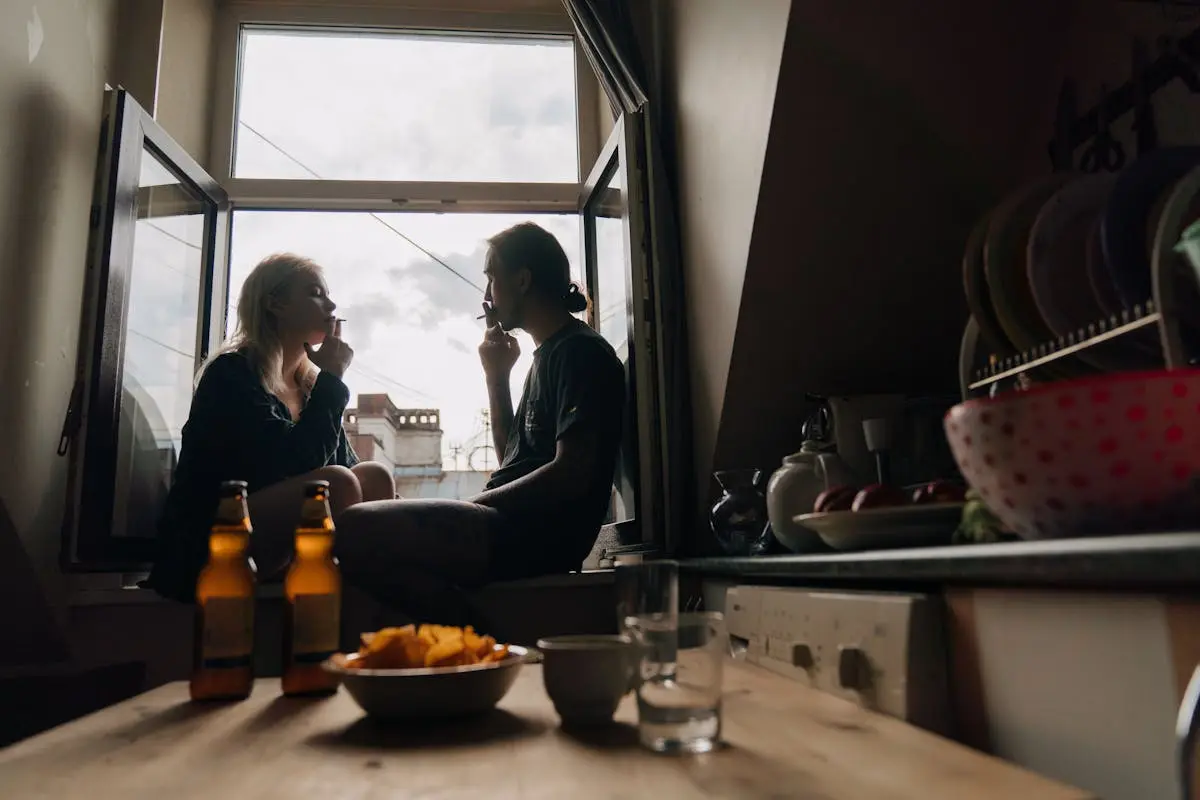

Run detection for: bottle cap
[[303, 480, 331, 498]]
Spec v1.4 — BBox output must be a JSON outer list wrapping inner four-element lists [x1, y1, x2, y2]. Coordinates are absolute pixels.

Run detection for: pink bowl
[[944, 369, 1200, 539]]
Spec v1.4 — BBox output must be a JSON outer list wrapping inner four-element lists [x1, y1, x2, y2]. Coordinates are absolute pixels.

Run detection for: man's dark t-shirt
[[486, 319, 625, 572]]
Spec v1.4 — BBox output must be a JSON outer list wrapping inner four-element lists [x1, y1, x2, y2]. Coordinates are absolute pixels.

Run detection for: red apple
[[852, 484, 908, 511], [814, 484, 858, 513]]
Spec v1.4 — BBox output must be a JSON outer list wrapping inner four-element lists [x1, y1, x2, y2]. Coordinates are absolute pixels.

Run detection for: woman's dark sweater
[[145, 350, 357, 602]]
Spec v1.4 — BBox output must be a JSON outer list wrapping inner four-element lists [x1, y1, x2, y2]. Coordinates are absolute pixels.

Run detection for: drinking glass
[[625, 611, 725, 754], [614, 560, 678, 635]]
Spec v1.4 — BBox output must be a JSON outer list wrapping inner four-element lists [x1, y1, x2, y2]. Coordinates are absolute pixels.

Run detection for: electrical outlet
[[723, 586, 951, 735]]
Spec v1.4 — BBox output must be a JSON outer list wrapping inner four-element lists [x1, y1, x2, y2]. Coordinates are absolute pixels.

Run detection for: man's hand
[[478, 302, 520, 380]]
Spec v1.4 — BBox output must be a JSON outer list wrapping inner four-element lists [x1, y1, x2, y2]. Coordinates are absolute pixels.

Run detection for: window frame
[[63, 87, 231, 570], [209, 2, 602, 203], [580, 111, 663, 551], [207, 4, 663, 553]]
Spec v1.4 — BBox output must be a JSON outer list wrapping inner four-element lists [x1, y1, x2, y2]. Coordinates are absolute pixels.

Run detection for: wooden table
[[0, 662, 1094, 799]]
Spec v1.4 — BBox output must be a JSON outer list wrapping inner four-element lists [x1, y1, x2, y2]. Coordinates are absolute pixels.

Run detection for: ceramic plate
[[1027, 173, 1115, 339], [1086, 216, 1124, 317], [984, 175, 1075, 361], [1152, 164, 1200, 368], [793, 503, 964, 552], [1102, 147, 1200, 307], [962, 210, 1012, 355]]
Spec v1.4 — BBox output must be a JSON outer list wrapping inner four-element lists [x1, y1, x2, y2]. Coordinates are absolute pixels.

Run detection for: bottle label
[[290, 593, 340, 664], [199, 596, 254, 669]]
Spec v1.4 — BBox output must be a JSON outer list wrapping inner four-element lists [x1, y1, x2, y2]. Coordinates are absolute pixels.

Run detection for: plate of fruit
[[793, 480, 967, 552]]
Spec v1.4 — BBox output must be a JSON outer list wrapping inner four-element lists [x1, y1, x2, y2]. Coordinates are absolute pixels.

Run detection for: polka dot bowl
[[944, 369, 1200, 540]]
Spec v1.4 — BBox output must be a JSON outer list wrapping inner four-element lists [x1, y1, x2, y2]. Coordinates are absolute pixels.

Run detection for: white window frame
[[209, 1, 602, 216]]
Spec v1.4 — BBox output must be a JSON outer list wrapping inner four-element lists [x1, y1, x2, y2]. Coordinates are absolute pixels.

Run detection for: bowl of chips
[[322, 624, 529, 719]]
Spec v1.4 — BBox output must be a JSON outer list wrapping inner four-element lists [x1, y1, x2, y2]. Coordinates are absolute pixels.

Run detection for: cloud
[[235, 32, 578, 183], [386, 247, 486, 330], [339, 295, 400, 350]]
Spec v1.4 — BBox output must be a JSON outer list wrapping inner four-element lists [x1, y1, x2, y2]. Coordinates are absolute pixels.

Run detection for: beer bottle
[[281, 480, 341, 696], [190, 480, 256, 701]]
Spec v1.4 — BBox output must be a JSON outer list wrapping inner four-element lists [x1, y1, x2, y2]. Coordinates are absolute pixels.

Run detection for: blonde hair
[[197, 252, 323, 397]]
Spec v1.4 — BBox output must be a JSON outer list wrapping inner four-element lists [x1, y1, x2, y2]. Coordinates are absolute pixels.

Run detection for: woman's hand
[[478, 303, 520, 381], [305, 319, 354, 379]]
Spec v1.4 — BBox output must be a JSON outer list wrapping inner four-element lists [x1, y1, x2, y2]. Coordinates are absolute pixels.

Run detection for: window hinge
[[57, 379, 83, 457]]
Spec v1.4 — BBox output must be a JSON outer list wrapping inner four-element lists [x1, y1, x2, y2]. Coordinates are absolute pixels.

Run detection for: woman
[[146, 253, 394, 603]]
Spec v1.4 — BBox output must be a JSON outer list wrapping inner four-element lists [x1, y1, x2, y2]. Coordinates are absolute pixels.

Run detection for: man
[[335, 222, 625, 598]]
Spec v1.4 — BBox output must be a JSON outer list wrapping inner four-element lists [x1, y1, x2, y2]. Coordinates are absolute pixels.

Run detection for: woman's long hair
[[196, 253, 323, 397]]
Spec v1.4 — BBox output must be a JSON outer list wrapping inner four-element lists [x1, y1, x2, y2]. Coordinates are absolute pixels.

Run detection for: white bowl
[[321, 645, 530, 720]]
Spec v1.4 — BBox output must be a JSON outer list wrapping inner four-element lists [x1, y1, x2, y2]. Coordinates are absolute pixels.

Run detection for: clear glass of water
[[625, 611, 725, 754], [615, 560, 678, 635]]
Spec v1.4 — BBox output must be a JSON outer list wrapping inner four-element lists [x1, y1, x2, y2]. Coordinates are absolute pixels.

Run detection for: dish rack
[[965, 300, 1175, 392], [963, 28, 1200, 399]]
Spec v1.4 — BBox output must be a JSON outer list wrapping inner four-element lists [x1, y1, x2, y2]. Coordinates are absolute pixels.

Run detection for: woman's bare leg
[[248, 465, 362, 578], [351, 461, 396, 501]]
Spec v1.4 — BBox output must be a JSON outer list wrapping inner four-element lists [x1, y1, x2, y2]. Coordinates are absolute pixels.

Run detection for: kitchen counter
[[680, 531, 1200, 588]]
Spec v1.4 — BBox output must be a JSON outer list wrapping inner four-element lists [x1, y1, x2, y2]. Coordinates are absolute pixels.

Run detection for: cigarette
[[476, 314, 487, 320]]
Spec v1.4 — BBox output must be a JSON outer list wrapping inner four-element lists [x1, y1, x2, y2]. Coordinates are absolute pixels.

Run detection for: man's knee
[[311, 465, 362, 513]]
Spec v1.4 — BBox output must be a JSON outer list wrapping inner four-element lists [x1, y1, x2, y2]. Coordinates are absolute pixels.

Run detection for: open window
[[61, 88, 230, 569], [580, 111, 662, 548], [208, 6, 594, 504]]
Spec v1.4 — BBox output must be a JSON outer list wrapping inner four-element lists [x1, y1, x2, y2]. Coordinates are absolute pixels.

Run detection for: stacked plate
[[960, 148, 1200, 393]]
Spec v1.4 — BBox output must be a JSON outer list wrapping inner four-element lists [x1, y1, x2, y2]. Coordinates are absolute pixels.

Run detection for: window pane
[[228, 211, 580, 500], [586, 156, 636, 525], [113, 148, 207, 538], [234, 29, 579, 183], [594, 163, 628, 352]]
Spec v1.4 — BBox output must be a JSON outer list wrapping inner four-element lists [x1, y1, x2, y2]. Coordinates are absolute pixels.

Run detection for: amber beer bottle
[[190, 480, 256, 701], [281, 480, 342, 696]]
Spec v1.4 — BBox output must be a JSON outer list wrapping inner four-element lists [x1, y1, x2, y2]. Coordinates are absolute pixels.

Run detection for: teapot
[[766, 442, 856, 553]]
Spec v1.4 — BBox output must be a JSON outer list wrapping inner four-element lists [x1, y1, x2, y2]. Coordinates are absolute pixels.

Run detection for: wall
[[110, 0, 164, 114], [393, 427, 442, 467], [0, 0, 217, 674], [656, 0, 792, 526], [0, 0, 121, 664], [357, 417, 397, 459], [947, 588, 1198, 800], [156, 0, 217, 165]]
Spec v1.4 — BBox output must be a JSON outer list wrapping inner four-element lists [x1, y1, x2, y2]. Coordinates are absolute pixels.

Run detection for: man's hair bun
[[564, 283, 589, 314]]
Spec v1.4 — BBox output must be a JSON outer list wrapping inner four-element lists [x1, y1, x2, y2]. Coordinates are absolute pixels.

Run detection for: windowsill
[[679, 531, 1200, 589]]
